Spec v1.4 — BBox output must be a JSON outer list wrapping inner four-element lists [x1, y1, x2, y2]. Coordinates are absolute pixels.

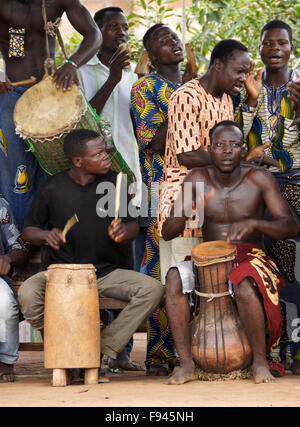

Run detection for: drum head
[[47, 264, 95, 271], [14, 76, 87, 139], [192, 240, 236, 264]]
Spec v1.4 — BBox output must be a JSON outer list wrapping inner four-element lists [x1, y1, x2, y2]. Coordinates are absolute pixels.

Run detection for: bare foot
[[291, 359, 300, 375], [165, 364, 198, 385], [108, 349, 145, 371], [0, 362, 15, 383], [252, 361, 275, 384]]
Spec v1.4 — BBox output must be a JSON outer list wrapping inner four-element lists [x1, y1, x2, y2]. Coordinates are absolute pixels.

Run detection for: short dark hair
[[209, 39, 248, 67], [64, 129, 103, 160], [209, 120, 243, 143], [94, 7, 124, 28], [143, 23, 166, 50], [260, 20, 292, 43]]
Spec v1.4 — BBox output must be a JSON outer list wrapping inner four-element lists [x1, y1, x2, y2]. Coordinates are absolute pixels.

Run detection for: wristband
[[63, 59, 78, 68]]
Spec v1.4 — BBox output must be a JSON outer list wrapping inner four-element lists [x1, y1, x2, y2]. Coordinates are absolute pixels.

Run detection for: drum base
[[52, 367, 99, 387]]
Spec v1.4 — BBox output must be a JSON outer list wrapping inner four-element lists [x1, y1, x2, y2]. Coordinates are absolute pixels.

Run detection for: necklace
[[156, 72, 182, 89]]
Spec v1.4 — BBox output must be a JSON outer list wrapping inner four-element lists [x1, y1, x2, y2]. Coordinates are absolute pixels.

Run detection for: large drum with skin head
[[44, 264, 100, 369], [191, 241, 252, 373], [13, 74, 135, 183]]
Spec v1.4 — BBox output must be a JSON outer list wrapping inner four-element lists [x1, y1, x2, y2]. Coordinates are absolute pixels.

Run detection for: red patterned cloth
[[228, 244, 286, 353]]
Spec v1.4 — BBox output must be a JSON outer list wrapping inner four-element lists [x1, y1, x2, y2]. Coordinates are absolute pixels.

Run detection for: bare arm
[[53, 0, 102, 90], [22, 226, 66, 251], [177, 146, 211, 169], [0, 250, 27, 275], [89, 47, 130, 115], [228, 169, 300, 242], [149, 121, 168, 155], [162, 170, 200, 240]]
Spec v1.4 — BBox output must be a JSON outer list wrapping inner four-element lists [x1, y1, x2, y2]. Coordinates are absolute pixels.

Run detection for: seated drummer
[[161, 120, 300, 385], [18, 129, 164, 375]]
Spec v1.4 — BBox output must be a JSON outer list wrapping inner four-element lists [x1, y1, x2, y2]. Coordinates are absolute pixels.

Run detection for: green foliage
[[56, 0, 300, 71], [187, 0, 300, 71], [55, 31, 83, 67], [127, 0, 180, 62]]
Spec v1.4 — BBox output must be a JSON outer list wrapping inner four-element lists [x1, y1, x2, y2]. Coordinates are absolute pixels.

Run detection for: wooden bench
[[13, 281, 129, 351]]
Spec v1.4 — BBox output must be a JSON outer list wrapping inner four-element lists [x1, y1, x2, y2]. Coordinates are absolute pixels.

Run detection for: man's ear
[[147, 49, 157, 68], [213, 58, 223, 72], [71, 157, 82, 168]]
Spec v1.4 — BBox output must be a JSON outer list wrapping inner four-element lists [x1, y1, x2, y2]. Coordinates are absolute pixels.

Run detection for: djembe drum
[[191, 241, 252, 374], [44, 264, 100, 386], [13, 73, 135, 183]]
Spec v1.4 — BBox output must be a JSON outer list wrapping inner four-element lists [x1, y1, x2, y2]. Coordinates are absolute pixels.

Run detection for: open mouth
[[232, 84, 243, 93], [268, 56, 282, 62], [173, 48, 183, 55]]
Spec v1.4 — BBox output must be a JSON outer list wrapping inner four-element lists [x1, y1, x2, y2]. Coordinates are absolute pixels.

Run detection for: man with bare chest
[[0, 0, 101, 228], [162, 120, 300, 385]]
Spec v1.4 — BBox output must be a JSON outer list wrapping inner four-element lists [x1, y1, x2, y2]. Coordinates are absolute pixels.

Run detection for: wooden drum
[[44, 264, 100, 386], [191, 241, 252, 374]]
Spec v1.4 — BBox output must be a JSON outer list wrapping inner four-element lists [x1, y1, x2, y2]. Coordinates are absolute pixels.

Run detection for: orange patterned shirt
[[158, 79, 233, 237]]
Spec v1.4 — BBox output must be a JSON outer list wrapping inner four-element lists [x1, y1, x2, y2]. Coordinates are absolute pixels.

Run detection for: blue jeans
[[0, 277, 19, 364], [0, 87, 46, 229]]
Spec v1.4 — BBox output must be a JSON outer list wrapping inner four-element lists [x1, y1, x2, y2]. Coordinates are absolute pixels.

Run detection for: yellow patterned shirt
[[234, 69, 300, 172]]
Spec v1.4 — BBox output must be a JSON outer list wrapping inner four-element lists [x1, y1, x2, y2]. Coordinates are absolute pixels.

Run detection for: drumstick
[[134, 50, 152, 76], [119, 43, 130, 69], [11, 76, 36, 87], [62, 213, 79, 238], [185, 43, 197, 74], [115, 172, 123, 222]]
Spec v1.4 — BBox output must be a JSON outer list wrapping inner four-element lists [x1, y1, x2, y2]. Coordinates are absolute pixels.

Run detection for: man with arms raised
[[0, 0, 101, 228], [162, 121, 300, 385]]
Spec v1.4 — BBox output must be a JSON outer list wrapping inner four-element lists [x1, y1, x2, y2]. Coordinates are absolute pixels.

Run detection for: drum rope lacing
[[193, 252, 235, 301], [194, 289, 230, 302]]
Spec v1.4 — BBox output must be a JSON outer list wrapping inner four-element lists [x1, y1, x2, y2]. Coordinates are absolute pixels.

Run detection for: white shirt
[[78, 55, 142, 207]]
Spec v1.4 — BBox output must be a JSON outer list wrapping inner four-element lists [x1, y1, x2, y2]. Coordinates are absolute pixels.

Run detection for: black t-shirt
[[24, 170, 135, 277]]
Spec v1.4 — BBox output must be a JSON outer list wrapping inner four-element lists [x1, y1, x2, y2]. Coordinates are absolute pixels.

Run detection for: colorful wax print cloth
[[228, 244, 286, 352], [234, 69, 300, 172], [131, 72, 179, 374], [0, 87, 46, 229]]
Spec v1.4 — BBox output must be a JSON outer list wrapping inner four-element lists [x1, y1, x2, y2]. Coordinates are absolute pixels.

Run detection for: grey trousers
[[18, 268, 164, 359]]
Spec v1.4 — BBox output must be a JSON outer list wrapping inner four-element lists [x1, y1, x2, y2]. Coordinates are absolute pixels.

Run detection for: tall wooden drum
[[44, 264, 100, 386], [191, 241, 252, 374]]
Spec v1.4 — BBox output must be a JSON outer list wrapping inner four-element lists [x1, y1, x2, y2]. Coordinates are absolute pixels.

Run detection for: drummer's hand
[[226, 219, 257, 243], [0, 81, 13, 94], [108, 46, 130, 85], [53, 62, 79, 92], [108, 219, 127, 243], [45, 228, 66, 250]]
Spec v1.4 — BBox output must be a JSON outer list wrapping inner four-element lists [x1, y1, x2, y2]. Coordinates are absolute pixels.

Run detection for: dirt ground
[[1, 332, 300, 408]]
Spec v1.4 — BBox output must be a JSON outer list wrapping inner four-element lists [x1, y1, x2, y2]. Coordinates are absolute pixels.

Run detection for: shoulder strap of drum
[[41, 0, 68, 74]]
